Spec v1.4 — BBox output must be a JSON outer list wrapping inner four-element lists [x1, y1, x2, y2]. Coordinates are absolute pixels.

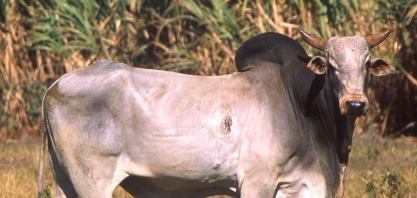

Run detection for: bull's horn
[[300, 31, 328, 51], [365, 30, 392, 49]]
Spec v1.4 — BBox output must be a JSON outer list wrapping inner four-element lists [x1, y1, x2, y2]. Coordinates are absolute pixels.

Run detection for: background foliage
[[1, 0, 417, 139]]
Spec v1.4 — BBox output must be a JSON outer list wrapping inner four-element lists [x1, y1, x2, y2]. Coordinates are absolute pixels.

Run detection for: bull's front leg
[[237, 165, 279, 198], [237, 158, 328, 197], [335, 164, 347, 198]]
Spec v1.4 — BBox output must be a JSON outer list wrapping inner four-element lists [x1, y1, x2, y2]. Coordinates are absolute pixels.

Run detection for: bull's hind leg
[[49, 148, 122, 197], [62, 154, 128, 198], [48, 142, 77, 198]]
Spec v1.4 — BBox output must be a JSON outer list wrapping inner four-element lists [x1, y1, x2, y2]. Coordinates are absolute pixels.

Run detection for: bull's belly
[[121, 129, 239, 190], [121, 157, 238, 191], [119, 176, 238, 197], [137, 175, 236, 190]]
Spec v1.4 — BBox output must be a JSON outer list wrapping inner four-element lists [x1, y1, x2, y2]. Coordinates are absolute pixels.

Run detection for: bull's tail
[[37, 99, 47, 198]]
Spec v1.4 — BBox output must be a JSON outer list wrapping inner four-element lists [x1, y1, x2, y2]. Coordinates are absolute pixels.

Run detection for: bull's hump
[[235, 32, 308, 72]]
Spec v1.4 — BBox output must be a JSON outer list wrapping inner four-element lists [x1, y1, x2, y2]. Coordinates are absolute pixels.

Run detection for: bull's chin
[[346, 110, 365, 117], [340, 108, 366, 117]]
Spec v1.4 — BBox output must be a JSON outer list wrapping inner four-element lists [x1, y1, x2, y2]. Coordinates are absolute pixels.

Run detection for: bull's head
[[300, 30, 395, 117]]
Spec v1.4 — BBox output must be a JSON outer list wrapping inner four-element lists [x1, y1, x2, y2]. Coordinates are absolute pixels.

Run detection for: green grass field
[[1, 136, 416, 198]]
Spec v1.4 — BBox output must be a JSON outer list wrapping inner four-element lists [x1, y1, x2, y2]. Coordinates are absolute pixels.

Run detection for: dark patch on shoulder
[[305, 74, 326, 116]]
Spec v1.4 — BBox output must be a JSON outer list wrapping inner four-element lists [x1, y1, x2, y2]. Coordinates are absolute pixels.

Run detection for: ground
[[0, 135, 416, 198]]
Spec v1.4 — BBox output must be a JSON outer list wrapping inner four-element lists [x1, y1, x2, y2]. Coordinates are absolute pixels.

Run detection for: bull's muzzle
[[340, 96, 368, 117], [345, 101, 366, 116]]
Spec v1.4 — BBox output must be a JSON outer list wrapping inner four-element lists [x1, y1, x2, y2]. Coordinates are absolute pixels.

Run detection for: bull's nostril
[[346, 101, 366, 109], [345, 101, 366, 116]]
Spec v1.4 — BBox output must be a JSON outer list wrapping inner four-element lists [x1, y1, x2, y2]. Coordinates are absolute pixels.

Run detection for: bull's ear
[[369, 58, 395, 76], [307, 56, 327, 74]]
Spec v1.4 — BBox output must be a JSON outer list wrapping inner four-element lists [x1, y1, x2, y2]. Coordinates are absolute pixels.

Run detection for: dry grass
[[345, 136, 417, 197], [1, 137, 416, 197], [0, 140, 133, 197], [0, 140, 53, 198]]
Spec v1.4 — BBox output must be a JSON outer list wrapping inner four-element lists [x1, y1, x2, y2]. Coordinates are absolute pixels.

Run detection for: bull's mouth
[[340, 96, 369, 117]]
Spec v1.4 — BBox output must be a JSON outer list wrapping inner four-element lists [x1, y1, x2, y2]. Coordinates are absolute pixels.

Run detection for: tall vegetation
[[1, 0, 416, 139]]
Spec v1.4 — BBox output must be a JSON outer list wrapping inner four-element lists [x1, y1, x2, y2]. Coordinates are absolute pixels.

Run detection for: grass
[[0, 140, 132, 198], [0, 140, 52, 198], [345, 136, 417, 197], [1, 137, 416, 197]]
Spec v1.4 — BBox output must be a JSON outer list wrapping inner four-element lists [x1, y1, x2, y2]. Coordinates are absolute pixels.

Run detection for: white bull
[[38, 30, 394, 198]]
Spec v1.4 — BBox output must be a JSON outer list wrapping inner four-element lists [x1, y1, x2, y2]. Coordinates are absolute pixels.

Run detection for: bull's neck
[[280, 63, 346, 196], [323, 71, 355, 165], [244, 61, 282, 88]]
